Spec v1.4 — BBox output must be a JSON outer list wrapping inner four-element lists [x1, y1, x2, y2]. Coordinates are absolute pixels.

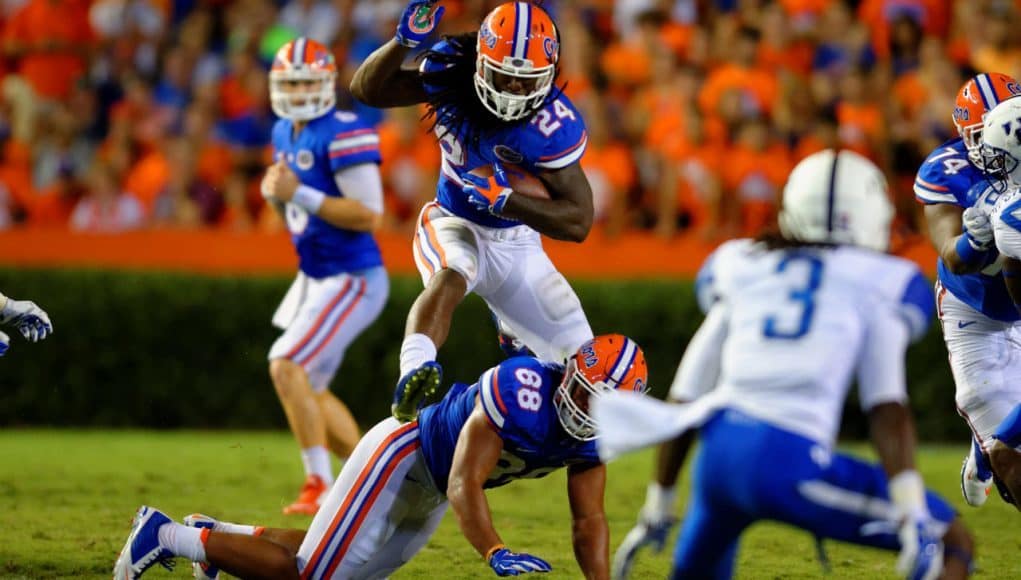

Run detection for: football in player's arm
[[114, 335, 647, 579], [0, 291, 52, 356]]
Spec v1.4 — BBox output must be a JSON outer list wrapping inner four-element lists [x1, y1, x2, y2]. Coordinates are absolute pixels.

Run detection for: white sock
[[301, 446, 334, 485], [158, 522, 207, 562], [400, 333, 437, 377]]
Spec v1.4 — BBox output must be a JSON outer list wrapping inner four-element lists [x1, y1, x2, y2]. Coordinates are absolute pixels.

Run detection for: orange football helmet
[[555, 334, 648, 441], [475, 2, 560, 122], [953, 73, 1021, 167], [269, 37, 337, 121]]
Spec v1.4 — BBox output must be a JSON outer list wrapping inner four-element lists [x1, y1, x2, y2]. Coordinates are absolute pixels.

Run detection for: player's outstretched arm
[[349, 1, 442, 108], [923, 203, 991, 275], [499, 163, 594, 242], [567, 462, 609, 580], [448, 407, 552, 576], [0, 292, 53, 345]]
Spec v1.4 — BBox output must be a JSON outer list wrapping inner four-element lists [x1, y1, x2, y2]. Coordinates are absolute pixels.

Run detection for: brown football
[[467, 163, 550, 199]]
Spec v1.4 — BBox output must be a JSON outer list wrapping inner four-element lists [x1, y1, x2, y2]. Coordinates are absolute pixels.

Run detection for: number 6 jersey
[[418, 357, 600, 493], [689, 239, 935, 447]]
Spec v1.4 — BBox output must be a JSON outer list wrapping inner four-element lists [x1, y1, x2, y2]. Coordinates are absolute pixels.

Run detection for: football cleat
[[283, 474, 328, 515], [183, 514, 219, 579], [113, 506, 175, 580], [960, 439, 992, 507], [392, 361, 442, 423]]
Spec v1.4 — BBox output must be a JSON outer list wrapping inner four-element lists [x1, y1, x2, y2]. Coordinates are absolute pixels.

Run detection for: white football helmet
[[779, 149, 894, 252], [269, 37, 337, 122], [979, 96, 1021, 191]]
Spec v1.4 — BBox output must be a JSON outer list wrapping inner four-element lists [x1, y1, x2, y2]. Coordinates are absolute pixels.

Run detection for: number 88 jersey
[[418, 357, 600, 493]]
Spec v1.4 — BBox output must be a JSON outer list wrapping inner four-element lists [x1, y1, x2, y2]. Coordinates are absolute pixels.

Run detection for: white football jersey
[[991, 187, 1021, 260], [687, 239, 934, 446]]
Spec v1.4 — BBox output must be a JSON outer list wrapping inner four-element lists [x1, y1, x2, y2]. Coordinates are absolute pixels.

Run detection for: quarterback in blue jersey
[[914, 73, 1021, 508], [0, 291, 51, 356], [600, 150, 973, 580], [260, 37, 390, 516], [114, 335, 647, 580], [351, 1, 596, 422]]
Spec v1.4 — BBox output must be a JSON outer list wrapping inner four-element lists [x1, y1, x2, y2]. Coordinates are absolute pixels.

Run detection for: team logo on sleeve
[[296, 149, 315, 170], [494, 145, 524, 164]]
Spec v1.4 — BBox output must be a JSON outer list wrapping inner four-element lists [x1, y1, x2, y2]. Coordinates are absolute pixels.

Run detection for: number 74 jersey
[[418, 357, 599, 493], [692, 239, 934, 445]]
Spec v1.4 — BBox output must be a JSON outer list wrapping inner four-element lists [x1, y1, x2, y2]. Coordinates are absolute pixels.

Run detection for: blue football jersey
[[914, 138, 1018, 321], [420, 39, 588, 228], [419, 357, 600, 493], [270, 108, 383, 278]]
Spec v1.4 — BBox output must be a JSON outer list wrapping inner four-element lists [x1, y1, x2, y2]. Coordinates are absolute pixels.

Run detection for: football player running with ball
[[261, 37, 389, 516], [115, 335, 646, 580], [598, 150, 974, 579], [350, 1, 597, 422]]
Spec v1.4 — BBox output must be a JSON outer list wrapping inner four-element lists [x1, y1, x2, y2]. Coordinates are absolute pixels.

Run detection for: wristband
[[642, 483, 676, 520], [955, 234, 989, 265], [485, 544, 506, 561], [292, 185, 327, 214]]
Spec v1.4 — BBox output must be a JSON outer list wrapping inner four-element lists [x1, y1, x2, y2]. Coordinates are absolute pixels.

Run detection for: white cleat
[[113, 506, 175, 580], [960, 442, 993, 507]]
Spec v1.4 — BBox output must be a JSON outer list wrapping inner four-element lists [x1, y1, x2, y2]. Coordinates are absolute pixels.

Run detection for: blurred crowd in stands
[[0, 0, 1009, 242]]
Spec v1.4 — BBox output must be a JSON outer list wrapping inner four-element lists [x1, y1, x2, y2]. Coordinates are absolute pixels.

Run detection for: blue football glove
[[395, 0, 445, 48], [463, 164, 513, 215], [612, 516, 676, 580], [488, 548, 552, 576], [0, 330, 9, 356], [896, 517, 944, 580], [0, 298, 52, 342]]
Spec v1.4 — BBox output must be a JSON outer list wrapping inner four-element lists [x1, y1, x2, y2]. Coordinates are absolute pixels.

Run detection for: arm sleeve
[[334, 163, 384, 215], [328, 127, 382, 172], [856, 307, 911, 411], [667, 305, 728, 402], [694, 250, 721, 313], [534, 99, 588, 170]]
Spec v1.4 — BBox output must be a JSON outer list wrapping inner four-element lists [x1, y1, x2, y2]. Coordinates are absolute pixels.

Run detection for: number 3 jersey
[[693, 239, 934, 446], [914, 137, 1018, 321], [419, 39, 588, 229], [418, 357, 599, 493], [270, 107, 383, 279]]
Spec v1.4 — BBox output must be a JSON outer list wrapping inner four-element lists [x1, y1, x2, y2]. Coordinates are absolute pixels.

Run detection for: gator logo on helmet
[[479, 23, 498, 50], [1008, 82, 1021, 96], [581, 342, 598, 368], [543, 37, 558, 61], [953, 106, 970, 122]]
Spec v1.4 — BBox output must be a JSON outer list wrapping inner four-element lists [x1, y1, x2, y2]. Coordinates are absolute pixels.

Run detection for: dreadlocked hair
[[417, 32, 564, 149]]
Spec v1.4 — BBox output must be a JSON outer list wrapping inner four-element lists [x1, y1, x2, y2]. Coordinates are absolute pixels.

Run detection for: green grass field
[[0, 430, 1016, 579]]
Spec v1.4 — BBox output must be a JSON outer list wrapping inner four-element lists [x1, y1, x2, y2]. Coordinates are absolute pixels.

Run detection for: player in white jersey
[[351, 1, 596, 422], [261, 37, 390, 517], [0, 291, 51, 356], [598, 150, 974, 579], [966, 95, 1021, 507]]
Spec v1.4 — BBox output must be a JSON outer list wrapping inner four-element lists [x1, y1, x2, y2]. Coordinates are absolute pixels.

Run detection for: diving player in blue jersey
[[350, 1, 597, 422], [914, 72, 1021, 507], [114, 335, 647, 580], [261, 37, 390, 516], [600, 150, 974, 580]]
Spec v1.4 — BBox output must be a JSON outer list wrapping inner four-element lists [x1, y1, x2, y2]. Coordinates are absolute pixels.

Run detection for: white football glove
[[0, 297, 53, 342], [612, 484, 677, 580], [890, 471, 944, 580], [962, 206, 993, 250]]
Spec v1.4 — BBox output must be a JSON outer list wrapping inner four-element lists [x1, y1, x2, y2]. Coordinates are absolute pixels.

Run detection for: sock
[[993, 403, 1021, 449], [158, 522, 207, 562], [301, 446, 334, 485], [400, 333, 437, 377]]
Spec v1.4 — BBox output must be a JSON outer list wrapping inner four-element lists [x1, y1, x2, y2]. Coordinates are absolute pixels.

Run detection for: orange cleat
[[283, 475, 327, 515]]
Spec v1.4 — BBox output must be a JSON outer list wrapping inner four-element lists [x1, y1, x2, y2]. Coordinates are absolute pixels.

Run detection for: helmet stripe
[[513, 2, 529, 60], [608, 338, 637, 386], [976, 74, 997, 109], [825, 150, 840, 233], [293, 37, 307, 67]]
